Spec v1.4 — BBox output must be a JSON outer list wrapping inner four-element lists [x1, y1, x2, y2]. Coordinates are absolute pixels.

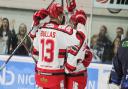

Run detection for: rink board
[[0, 55, 112, 89]]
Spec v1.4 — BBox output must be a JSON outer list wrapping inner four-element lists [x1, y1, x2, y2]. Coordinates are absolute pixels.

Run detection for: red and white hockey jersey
[[65, 23, 93, 74], [32, 22, 83, 73]]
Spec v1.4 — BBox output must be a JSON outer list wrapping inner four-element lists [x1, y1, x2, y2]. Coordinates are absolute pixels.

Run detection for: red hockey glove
[[70, 10, 87, 26], [33, 8, 49, 26], [75, 10, 87, 25], [82, 46, 93, 67], [66, 0, 76, 12]]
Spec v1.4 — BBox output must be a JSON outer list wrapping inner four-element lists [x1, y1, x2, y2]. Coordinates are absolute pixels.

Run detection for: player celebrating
[[65, 10, 93, 89], [30, 7, 49, 62], [31, 2, 84, 89]]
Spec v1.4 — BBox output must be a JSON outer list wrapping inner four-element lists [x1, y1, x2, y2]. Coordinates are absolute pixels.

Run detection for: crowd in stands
[[91, 25, 128, 64], [0, 17, 127, 64], [0, 17, 31, 56]]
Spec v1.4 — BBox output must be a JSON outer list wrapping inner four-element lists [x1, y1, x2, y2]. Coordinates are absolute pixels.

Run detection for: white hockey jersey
[[65, 24, 93, 74], [33, 22, 82, 73]]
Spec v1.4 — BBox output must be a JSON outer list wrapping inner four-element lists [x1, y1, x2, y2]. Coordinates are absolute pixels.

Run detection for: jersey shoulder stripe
[[40, 23, 73, 35]]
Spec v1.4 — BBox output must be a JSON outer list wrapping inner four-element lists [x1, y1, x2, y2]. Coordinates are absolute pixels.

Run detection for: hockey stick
[[0, 29, 33, 71], [0, 0, 55, 71], [21, 42, 37, 63], [61, 0, 64, 8]]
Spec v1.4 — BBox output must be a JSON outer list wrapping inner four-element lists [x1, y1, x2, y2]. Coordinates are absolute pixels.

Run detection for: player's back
[[34, 22, 80, 73], [65, 23, 92, 74]]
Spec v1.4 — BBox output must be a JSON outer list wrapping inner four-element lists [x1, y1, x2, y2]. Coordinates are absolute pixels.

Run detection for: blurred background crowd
[[0, 0, 128, 64], [0, 17, 31, 56], [91, 25, 128, 64], [0, 16, 128, 64]]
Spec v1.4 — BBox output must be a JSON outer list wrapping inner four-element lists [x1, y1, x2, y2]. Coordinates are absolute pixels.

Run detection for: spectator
[[15, 23, 31, 56], [112, 36, 121, 57], [0, 17, 16, 54], [10, 19, 17, 51], [93, 25, 113, 63], [111, 27, 124, 58], [116, 27, 124, 40], [109, 36, 128, 89], [91, 34, 98, 49], [90, 34, 101, 62]]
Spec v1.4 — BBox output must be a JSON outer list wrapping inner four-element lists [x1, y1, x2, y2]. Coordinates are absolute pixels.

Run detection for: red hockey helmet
[[75, 10, 87, 25], [48, 3, 64, 19]]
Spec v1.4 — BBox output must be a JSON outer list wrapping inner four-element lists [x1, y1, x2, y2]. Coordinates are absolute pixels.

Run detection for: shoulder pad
[[58, 25, 73, 35], [42, 23, 73, 35]]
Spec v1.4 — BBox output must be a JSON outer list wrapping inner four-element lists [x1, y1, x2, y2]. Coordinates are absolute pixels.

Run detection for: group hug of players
[[29, 0, 93, 89], [28, 0, 128, 89]]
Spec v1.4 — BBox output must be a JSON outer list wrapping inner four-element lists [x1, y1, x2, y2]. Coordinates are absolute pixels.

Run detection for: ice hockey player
[[65, 9, 93, 89], [31, 2, 84, 89], [109, 36, 128, 89]]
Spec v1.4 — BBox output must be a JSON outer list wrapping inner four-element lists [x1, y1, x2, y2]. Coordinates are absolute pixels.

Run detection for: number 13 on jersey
[[41, 39, 55, 62]]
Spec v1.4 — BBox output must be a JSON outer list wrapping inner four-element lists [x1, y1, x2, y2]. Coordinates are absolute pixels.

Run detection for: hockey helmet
[[48, 3, 64, 19]]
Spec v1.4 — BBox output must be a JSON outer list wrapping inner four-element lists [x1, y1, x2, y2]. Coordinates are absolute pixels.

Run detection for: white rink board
[[0, 55, 112, 89], [87, 63, 112, 89]]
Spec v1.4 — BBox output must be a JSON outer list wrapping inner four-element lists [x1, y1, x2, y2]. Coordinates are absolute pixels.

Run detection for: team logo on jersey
[[40, 77, 48, 83]]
